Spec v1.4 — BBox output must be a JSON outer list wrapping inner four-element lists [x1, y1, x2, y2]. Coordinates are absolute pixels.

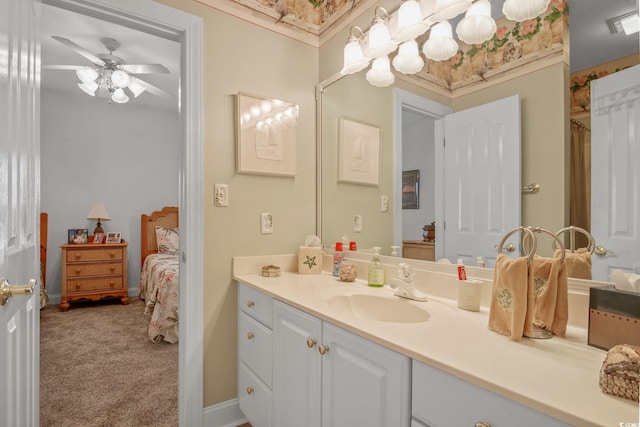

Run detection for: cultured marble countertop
[[234, 265, 639, 427]]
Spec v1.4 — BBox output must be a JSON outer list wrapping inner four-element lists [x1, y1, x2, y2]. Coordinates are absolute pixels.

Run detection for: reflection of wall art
[[338, 117, 381, 185], [236, 92, 299, 176], [402, 170, 420, 209]]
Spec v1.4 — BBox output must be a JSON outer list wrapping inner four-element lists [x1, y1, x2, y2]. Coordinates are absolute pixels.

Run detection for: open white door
[[590, 64, 640, 282], [0, 0, 41, 425], [439, 95, 521, 267]]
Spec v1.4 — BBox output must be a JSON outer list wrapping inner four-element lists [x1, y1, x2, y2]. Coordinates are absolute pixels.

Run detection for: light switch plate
[[381, 195, 389, 212], [353, 214, 362, 232], [261, 213, 273, 234], [214, 184, 228, 207]]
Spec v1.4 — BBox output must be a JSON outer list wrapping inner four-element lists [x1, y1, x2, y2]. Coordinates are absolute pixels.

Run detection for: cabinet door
[[273, 301, 322, 427], [321, 323, 411, 427]]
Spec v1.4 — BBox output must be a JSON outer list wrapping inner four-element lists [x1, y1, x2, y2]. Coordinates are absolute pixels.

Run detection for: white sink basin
[[327, 293, 431, 323]]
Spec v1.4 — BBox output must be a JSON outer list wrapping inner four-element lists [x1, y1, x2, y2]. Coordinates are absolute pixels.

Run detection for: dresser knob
[[109, 266, 115, 272], [247, 332, 254, 340], [75, 268, 81, 274], [109, 281, 115, 287], [109, 252, 115, 257], [74, 253, 81, 259], [247, 300, 255, 308], [246, 386, 254, 395]]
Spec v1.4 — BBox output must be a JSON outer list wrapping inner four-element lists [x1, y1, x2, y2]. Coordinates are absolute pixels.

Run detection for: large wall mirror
[[317, 0, 639, 281]]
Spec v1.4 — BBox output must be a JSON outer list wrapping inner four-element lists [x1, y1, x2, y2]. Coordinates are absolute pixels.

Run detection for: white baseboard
[[203, 398, 247, 427]]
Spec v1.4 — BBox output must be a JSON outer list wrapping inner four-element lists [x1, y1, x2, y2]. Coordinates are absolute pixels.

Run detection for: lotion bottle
[[368, 247, 385, 287]]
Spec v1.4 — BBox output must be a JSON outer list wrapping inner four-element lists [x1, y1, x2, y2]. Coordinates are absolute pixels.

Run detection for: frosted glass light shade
[[392, 40, 425, 74], [341, 35, 369, 75], [456, 0, 497, 45], [111, 88, 129, 104], [395, 0, 429, 43], [128, 79, 146, 97], [76, 68, 99, 83], [367, 17, 397, 58], [422, 21, 458, 61], [366, 56, 395, 87], [502, 0, 550, 22], [111, 70, 131, 88], [77, 81, 98, 96], [432, 0, 472, 22]]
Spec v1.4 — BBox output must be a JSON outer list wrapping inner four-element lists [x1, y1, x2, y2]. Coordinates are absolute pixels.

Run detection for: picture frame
[[338, 117, 381, 185], [92, 232, 105, 244], [235, 92, 299, 176], [105, 232, 122, 244], [68, 229, 88, 244], [402, 169, 420, 209]]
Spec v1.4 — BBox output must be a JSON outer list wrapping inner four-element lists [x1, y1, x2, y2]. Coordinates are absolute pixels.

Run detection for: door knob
[[0, 278, 36, 305], [594, 246, 609, 257]]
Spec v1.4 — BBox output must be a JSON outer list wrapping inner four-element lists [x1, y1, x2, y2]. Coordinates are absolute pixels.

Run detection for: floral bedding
[[139, 253, 179, 343]]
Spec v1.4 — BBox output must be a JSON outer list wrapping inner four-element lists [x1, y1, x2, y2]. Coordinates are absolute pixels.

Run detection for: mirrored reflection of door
[[591, 64, 640, 281]]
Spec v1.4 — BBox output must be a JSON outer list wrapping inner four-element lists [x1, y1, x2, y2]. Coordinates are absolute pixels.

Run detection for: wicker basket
[[599, 344, 640, 402]]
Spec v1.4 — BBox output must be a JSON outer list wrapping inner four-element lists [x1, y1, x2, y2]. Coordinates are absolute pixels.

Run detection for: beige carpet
[[40, 298, 178, 427]]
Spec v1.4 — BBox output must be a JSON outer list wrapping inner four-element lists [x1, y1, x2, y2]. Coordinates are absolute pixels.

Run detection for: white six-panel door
[[440, 95, 521, 267], [591, 64, 640, 281], [0, 0, 41, 425]]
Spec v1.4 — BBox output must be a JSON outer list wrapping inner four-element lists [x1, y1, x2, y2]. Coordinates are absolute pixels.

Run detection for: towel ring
[[498, 227, 537, 262], [553, 226, 595, 254], [524, 227, 566, 263]]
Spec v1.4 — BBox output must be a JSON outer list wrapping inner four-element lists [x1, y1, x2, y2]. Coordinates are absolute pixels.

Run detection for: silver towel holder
[[553, 225, 596, 254], [524, 227, 566, 262], [498, 226, 537, 262]]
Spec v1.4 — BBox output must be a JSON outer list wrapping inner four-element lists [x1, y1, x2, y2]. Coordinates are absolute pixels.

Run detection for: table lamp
[[87, 203, 111, 234]]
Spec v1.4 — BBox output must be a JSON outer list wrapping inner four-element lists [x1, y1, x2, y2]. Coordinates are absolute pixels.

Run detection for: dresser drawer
[[238, 362, 271, 427], [238, 282, 273, 328], [66, 247, 124, 262], [239, 312, 273, 388], [66, 262, 123, 277], [65, 276, 124, 293]]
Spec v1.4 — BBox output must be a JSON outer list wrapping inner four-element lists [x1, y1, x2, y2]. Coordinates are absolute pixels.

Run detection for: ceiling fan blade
[[43, 65, 87, 70], [51, 36, 105, 66], [121, 64, 170, 74], [134, 77, 173, 100]]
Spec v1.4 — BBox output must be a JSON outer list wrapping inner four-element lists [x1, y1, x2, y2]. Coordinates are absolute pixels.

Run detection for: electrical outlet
[[353, 214, 362, 232], [261, 213, 273, 234], [214, 184, 228, 207], [381, 195, 389, 212]]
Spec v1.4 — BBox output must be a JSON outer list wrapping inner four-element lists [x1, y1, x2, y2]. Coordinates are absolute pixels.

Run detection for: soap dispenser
[[368, 247, 385, 287]]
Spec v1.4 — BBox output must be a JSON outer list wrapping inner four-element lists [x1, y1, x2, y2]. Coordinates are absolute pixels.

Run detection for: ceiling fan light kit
[[47, 36, 170, 105], [341, 0, 552, 87]]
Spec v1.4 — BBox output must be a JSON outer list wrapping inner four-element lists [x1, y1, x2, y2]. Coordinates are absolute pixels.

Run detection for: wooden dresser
[[60, 241, 128, 311], [402, 240, 435, 262]]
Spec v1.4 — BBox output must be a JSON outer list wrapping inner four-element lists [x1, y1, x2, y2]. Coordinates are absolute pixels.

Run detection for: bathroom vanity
[[234, 255, 637, 427]]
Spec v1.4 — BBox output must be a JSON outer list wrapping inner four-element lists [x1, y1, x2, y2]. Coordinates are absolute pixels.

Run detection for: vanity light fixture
[[340, 0, 556, 87]]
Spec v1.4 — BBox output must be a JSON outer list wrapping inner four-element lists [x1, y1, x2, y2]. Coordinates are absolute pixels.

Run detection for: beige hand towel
[[488, 254, 534, 341], [530, 255, 569, 337], [555, 247, 592, 280]]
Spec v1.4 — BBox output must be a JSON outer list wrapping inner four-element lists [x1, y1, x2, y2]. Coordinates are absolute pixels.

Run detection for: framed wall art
[[236, 92, 299, 176], [402, 169, 420, 209], [338, 117, 381, 185]]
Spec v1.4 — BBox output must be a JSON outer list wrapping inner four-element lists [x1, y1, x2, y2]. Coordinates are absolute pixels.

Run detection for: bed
[[139, 206, 179, 343]]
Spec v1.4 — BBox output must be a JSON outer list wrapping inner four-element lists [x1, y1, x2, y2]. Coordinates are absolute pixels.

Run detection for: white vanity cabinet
[[238, 283, 273, 427], [411, 360, 571, 427]]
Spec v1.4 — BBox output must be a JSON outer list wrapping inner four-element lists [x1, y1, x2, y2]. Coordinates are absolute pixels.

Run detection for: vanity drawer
[[238, 362, 272, 427], [412, 360, 570, 427], [239, 311, 273, 388], [238, 282, 273, 328]]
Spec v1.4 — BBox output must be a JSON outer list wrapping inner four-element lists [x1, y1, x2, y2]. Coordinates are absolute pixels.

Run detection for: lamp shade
[[395, 0, 429, 43], [456, 0, 497, 45], [341, 35, 369, 75], [87, 203, 111, 221], [422, 21, 459, 61], [111, 88, 130, 104], [392, 40, 425, 74], [111, 70, 131, 88], [432, 0, 472, 22], [366, 56, 395, 87], [367, 16, 397, 58]]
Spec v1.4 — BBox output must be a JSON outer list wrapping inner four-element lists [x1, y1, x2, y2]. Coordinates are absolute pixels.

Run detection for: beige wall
[[156, 0, 318, 406]]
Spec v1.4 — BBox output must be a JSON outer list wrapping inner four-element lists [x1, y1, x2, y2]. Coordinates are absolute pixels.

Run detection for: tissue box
[[298, 247, 323, 275], [588, 285, 640, 350]]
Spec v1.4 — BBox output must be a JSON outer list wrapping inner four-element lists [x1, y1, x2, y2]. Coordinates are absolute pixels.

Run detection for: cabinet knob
[[109, 252, 115, 257], [246, 386, 254, 395], [247, 332, 254, 340], [307, 338, 316, 348], [109, 266, 115, 272], [475, 423, 491, 427], [318, 344, 329, 355], [75, 268, 81, 274], [247, 300, 255, 308], [74, 253, 81, 259], [109, 281, 115, 287]]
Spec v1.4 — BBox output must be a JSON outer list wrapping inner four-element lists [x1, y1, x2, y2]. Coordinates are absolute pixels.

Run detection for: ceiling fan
[[44, 36, 172, 104]]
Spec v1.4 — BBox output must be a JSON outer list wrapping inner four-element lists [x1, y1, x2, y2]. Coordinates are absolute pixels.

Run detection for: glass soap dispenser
[[368, 247, 385, 287]]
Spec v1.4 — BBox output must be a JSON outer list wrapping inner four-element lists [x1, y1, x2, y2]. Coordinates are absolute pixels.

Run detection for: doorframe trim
[[41, 0, 204, 425]]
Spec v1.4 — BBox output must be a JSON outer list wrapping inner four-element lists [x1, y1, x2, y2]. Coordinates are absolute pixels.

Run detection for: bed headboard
[[141, 206, 179, 266]]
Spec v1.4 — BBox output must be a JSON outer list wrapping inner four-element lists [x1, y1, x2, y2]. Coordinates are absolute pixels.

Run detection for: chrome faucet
[[390, 263, 428, 302]]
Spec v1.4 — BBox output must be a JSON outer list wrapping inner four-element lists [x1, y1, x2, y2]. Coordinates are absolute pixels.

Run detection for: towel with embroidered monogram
[[531, 255, 568, 337], [488, 254, 534, 341]]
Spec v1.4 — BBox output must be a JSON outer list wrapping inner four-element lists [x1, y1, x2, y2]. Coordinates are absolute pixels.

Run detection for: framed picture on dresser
[[92, 233, 105, 244], [68, 229, 88, 244], [105, 232, 121, 244]]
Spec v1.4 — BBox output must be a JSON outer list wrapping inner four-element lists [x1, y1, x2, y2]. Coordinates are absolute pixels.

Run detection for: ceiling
[[41, 0, 639, 106]]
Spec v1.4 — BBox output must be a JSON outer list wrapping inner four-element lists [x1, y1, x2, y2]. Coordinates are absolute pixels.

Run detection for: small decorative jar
[[338, 263, 357, 282]]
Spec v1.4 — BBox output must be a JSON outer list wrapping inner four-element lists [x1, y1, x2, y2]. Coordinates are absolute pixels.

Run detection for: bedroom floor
[[40, 298, 178, 426]]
